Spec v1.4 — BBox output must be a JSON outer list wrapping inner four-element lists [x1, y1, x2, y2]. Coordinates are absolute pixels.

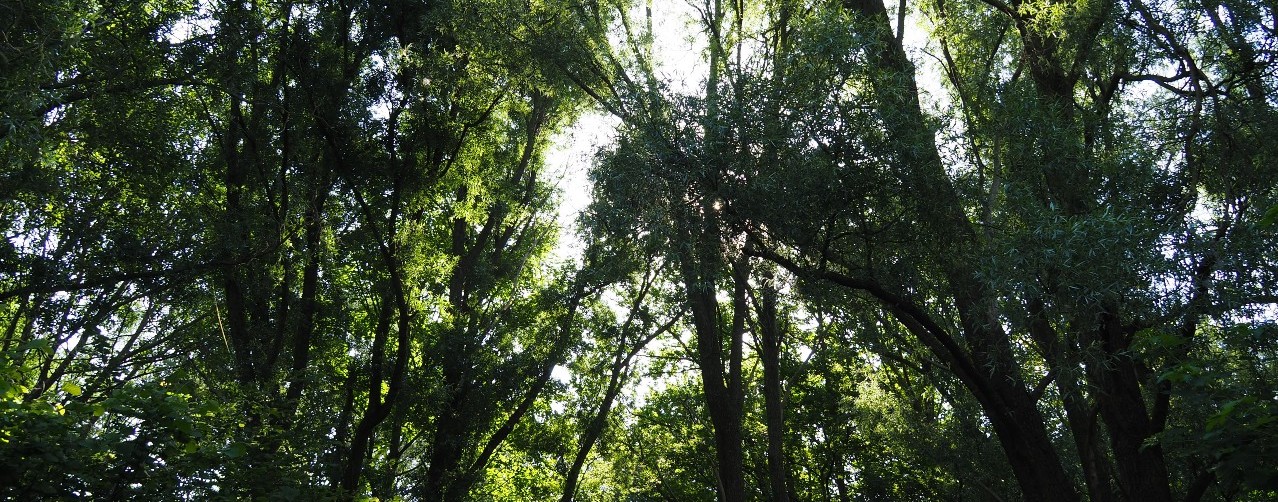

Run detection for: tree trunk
[[678, 223, 748, 501], [832, 2, 1082, 500], [1028, 299, 1120, 502], [685, 279, 748, 502], [420, 345, 471, 502], [1087, 313, 1172, 501], [756, 269, 790, 502], [561, 361, 626, 502]]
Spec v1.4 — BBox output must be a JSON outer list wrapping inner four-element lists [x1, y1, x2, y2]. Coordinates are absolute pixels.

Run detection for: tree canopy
[[2, 0, 1276, 500]]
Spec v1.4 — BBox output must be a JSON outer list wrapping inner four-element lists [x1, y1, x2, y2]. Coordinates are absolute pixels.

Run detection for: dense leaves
[[2, 0, 1276, 500]]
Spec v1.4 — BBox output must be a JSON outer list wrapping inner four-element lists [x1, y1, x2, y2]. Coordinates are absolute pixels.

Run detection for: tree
[[4, 0, 1277, 500], [2, 0, 603, 498], [563, 0, 1278, 500]]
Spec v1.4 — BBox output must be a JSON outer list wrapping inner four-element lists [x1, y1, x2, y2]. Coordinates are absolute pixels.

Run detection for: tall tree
[[562, 0, 1278, 500], [2, 0, 603, 498]]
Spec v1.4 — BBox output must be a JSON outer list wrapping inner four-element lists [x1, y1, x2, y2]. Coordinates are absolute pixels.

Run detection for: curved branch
[[742, 240, 988, 399]]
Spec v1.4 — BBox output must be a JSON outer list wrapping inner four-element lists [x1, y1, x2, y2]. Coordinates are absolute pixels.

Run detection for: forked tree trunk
[[755, 269, 790, 502]]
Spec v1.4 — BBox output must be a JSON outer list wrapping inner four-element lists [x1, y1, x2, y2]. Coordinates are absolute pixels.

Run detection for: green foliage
[[3, 0, 1277, 500], [1155, 323, 1278, 498], [0, 376, 222, 498]]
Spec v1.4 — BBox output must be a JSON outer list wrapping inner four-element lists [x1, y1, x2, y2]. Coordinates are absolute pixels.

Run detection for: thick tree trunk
[[221, 115, 256, 386], [754, 248, 1082, 502], [1028, 299, 1120, 502], [1013, 6, 1173, 495], [419, 197, 489, 501], [329, 368, 358, 488], [420, 339, 472, 502], [372, 410, 406, 500], [687, 2, 748, 497], [980, 376, 1081, 502], [1087, 313, 1172, 501], [756, 271, 790, 502], [685, 279, 748, 502], [678, 222, 748, 501], [282, 173, 330, 412]]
